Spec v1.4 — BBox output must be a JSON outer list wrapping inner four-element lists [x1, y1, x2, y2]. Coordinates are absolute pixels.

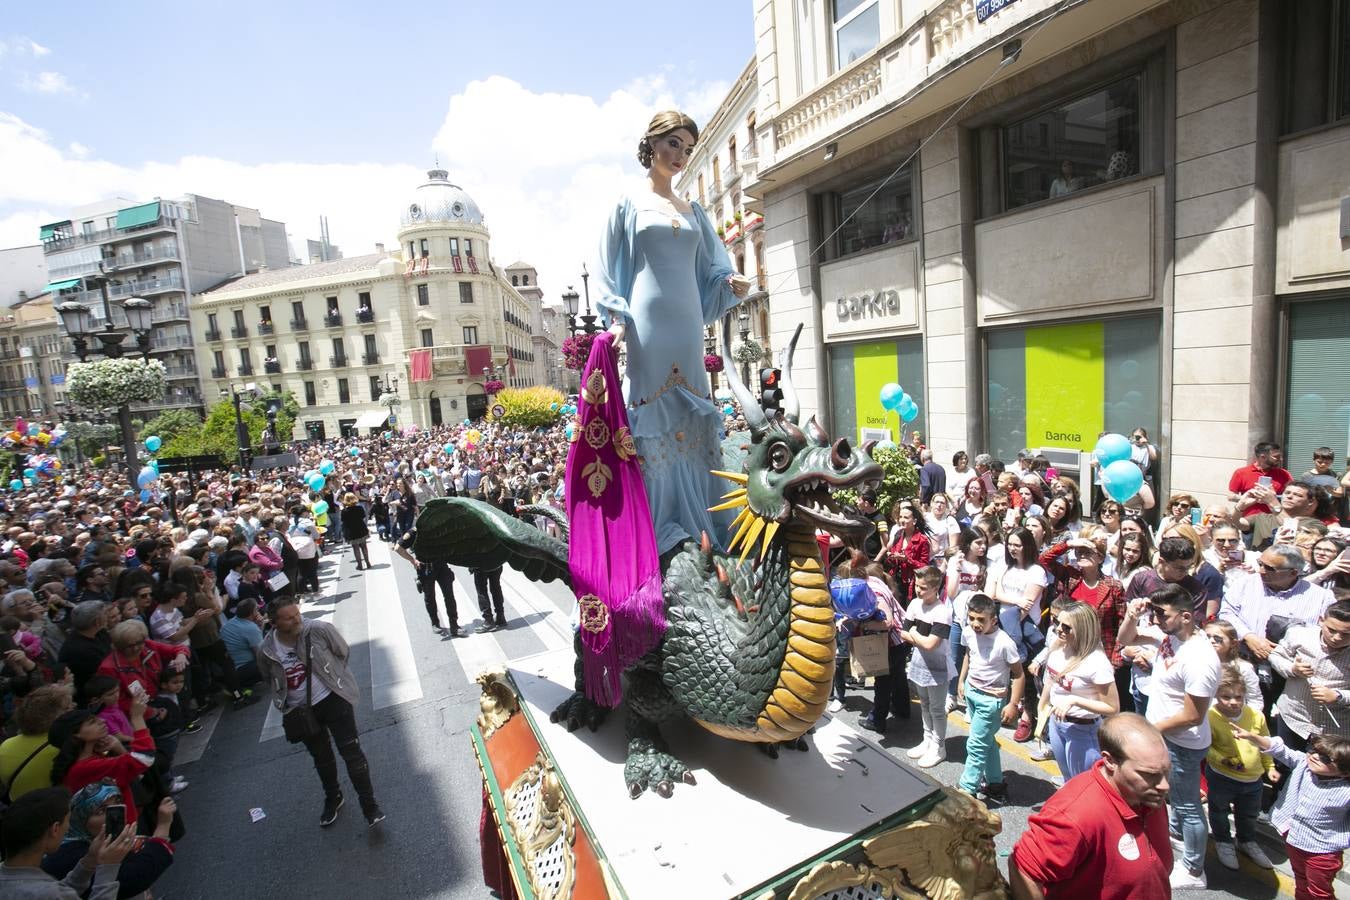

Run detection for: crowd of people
[[828, 438, 1350, 897]]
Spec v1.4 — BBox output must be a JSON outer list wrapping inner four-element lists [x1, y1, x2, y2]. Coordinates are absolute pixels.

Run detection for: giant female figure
[[595, 111, 750, 554]]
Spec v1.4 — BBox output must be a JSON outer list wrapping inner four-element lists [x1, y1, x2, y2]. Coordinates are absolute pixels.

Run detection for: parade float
[[415, 328, 1008, 900]]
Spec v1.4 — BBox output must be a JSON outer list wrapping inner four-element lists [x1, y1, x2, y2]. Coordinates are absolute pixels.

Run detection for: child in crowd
[[900, 566, 952, 767], [1206, 666, 1277, 871], [1231, 725, 1350, 898], [1205, 621, 1262, 712], [84, 674, 133, 745], [0, 614, 42, 662], [150, 667, 189, 794], [1039, 601, 1119, 781], [828, 560, 877, 713], [957, 593, 1024, 803]]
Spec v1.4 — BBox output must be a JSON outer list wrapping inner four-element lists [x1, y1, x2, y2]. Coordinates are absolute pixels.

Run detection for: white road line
[[363, 540, 424, 710], [499, 568, 572, 650], [259, 554, 342, 743]]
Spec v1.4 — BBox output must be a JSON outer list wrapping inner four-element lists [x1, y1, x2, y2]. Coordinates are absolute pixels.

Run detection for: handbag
[[281, 632, 322, 744]]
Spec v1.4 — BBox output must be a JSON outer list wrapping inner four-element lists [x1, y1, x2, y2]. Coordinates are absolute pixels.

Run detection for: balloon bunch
[[459, 428, 484, 453], [303, 470, 327, 492], [3, 417, 63, 450], [1093, 433, 1144, 503], [548, 402, 578, 416], [27, 455, 61, 479], [879, 383, 919, 423]]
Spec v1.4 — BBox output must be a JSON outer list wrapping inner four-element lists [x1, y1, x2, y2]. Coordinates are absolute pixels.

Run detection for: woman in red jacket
[[878, 502, 932, 603], [48, 695, 156, 826], [95, 620, 190, 713]]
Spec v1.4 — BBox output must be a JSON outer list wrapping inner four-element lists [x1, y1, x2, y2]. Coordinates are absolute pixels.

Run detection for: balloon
[[144, 435, 162, 453], [349, 447, 360, 457], [901, 404, 918, 423], [830, 577, 878, 620], [307, 474, 326, 491], [897, 395, 918, 421], [304, 470, 319, 483], [140, 489, 152, 502], [22, 468, 34, 479], [26, 424, 38, 437], [565, 424, 576, 441], [443, 443, 456, 455], [148, 459, 159, 473], [313, 500, 329, 516], [1101, 459, 1144, 503], [36, 432, 50, 445], [879, 383, 904, 411], [723, 405, 735, 415], [319, 460, 336, 475], [1093, 433, 1132, 467], [463, 418, 471, 425], [8, 479, 21, 492], [550, 402, 560, 411], [136, 466, 157, 489]]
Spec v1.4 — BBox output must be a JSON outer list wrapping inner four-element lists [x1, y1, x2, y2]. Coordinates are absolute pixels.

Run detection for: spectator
[[256, 600, 384, 828], [1240, 480, 1319, 551], [0, 685, 74, 801], [40, 786, 176, 899], [1009, 713, 1173, 899], [1204, 620, 1262, 712], [918, 449, 946, 506], [48, 696, 155, 827], [1229, 440, 1293, 517], [338, 494, 371, 572], [1155, 522, 1223, 621], [1204, 521, 1259, 588], [73, 566, 112, 606], [924, 492, 960, 561], [948, 450, 976, 500], [57, 602, 111, 696], [956, 593, 1024, 803], [898, 566, 951, 768], [990, 527, 1047, 742], [1155, 493, 1200, 543], [879, 503, 931, 602], [1040, 601, 1119, 781], [392, 525, 460, 636], [973, 453, 996, 498], [852, 560, 908, 735], [472, 566, 507, 633], [1300, 446, 1343, 506], [1125, 536, 1210, 621], [1306, 535, 1350, 601], [1141, 583, 1221, 890], [945, 528, 989, 709], [1205, 666, 1276, 871], [0, 786, 135, 899], [221, 598, 265, 687], [1268, 599, 1350, 747], [94, 620, 190, 715], [956, 478, 987, 530]]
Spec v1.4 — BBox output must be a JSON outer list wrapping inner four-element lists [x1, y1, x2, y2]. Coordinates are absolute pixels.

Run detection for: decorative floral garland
[[68, 358, 166, 409], [703, 353, 724, 373], [732, 338, 765, 366], [562, 333, 596, 371]]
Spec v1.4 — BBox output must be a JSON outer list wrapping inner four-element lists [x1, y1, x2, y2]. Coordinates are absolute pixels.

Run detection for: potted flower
[[484, 378, 505, 395], [562, 334, 596, 371], [704, 353, 724, 373]]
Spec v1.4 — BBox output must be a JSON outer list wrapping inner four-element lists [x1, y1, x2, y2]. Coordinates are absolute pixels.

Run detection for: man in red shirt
[[1009, 713, 1173, 899], [1228, 441, 1293, 516]]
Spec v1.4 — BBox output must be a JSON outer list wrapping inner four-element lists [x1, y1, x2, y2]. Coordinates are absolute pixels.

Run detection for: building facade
[[749, 0, 1350, 508], [192, 168, 541, 440], [38, 195, 291, 415], [0, 245, 48, 307], [504, 261, 563, 391]]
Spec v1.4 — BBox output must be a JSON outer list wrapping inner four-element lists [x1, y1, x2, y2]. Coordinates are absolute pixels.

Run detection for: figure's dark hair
[[1, 786, 71, 857], [638, 111, 699, 169], [966, 593, 996, 616]]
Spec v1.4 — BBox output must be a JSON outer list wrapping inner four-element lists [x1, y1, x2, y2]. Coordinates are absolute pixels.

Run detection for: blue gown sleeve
[[594, 198, 634, 329], [691, 202, 741, 325]]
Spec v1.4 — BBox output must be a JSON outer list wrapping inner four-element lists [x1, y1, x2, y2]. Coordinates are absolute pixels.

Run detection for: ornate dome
[[400, 167, 485, 228]]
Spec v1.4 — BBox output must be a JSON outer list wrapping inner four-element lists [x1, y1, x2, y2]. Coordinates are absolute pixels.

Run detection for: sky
[[0, 1, 755, 304]]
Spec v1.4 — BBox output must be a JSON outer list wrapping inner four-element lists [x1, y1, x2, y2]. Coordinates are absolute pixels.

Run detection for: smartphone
[[128, 681, 147, 700], [1340, 548, 1350, 563], [104, 804, 126, 837], [1229, 549, 1245, 562], [1189, 507, 1202, 526], [1256, 476, 1273, 488]]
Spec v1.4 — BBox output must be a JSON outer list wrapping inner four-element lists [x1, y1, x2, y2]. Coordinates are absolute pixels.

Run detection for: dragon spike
[[720, 323, 768, 436], [738, 516, 767, 565], [778, 323, 803, 425], [711, 469, 748, 485], [708, 495, 748, 513], [727, 509, 757, 553], [758, 520, 780, 560], [715, 562, 729, 586], [699, 530, 712, 556], [719, 487, 748, 500]]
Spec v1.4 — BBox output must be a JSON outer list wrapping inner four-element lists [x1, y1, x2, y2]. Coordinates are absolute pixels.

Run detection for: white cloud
[[0, 73, 731, 305], [0, 35, 52, 59], [28, 40, 50, 57], [19, 71, 77, 95]]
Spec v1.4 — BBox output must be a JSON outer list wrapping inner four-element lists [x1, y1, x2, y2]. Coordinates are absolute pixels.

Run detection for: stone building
[[191, 168, 541, 440], [747, 0, 1350, 507]]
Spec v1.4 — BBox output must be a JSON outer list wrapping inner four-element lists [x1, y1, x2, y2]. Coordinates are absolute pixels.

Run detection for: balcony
[[151, 302, 190, 323], [238, 364, 254, 376], [356, 308, 375, 324], [264, 360, 282, 374], [258, 321, 274, 335], [211, 366, 227, 378], [329, 354, 349, 368], [109, 272, 184, 299], [297, 358, 314, 371], [290, 317, 308, 331], [772, 55, 883, 157], [103, 245, 180, 270], [324, 311, 343, 328], [404, 343, 474, 375], [163, 365, 198, 379], [205, 328, 223, 342], [149, 334, 194, 351], [362, 352, 379, 365], [230, 325, 248, 339]]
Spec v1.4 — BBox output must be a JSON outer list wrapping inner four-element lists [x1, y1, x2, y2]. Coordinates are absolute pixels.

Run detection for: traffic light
[[759, 367, 783, 414]]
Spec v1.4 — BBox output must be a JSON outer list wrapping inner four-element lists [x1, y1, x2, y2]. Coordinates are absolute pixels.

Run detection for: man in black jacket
[[58, 600, 111, 695]]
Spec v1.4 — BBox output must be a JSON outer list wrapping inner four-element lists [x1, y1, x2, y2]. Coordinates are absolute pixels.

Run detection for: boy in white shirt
[[957, 593, 1024, 803]]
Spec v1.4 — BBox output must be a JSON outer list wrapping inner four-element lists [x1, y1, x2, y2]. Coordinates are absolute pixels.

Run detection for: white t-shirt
[[904, 597, 952, 686], [962, 626, 1021, 694], [149, 606, 187, 647], [1045, 647, 1115, 717], [945, 555, 985, 622], [280, 643, 333, 710], [925, 513, 959, 557], [996, 564, 1047, 622], [949, 467, 977, 499], [1145, 632, 1221, 750]]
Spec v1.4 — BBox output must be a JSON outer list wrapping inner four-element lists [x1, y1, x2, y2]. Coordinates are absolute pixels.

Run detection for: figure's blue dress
[[594, 196, 742, 554]]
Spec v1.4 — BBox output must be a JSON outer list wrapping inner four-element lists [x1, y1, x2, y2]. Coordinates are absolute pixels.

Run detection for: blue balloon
[[144, 435, 162, 453], [830, 577, 878, 620], [550, 402, 560, 412], [25, 424, 38, 437], [723, 404, 735, 415], [22, 468, 35, 479], [136, 466, 157, 489], [898, 395, 918, 420], [1101, 459, 1144, 503], [9, 479, 21, 492], [313, 500, 329, 516], [148, 459, 159, 472], [901, 406, 919, 423], [349, 447, 360, 457], [463, 418, 472, 426], [879, 382, 904, 411], [139, 489, 152, 502], [319, 459, 336, 475], [1093, 433, 1132, 467], [307, 473, 326, 491], [565, 423, 575, 441]]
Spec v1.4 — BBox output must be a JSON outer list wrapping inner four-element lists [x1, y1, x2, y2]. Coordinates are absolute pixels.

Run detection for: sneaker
[[1215, 842, 1238, 870], [1256, 810, 1271, 826], [183, 719, 203, 735], [858, 717, 886, 735], [479, 620, 500, 634], [1013, 718, 1033, 742], [495, 615, 508, 629], [979, 782, 1009, 804], [827, 699, 844, 713], [320, 794, 344, 827], [169, 777, 190, 794], [916, 749, 946, 769], [1029, 741, 1055, 761], [365, 805, 386, 827], [1238, 840, 1274, 870], [1169, 861, 1206, 890], [906, 740, 931, 760], [232, 691, 259, 709], [944, 695, 957, 714], [449, 626, 463, 638]]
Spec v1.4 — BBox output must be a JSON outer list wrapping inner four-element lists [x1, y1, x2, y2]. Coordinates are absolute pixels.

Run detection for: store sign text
[[836, 289, 902, 323]]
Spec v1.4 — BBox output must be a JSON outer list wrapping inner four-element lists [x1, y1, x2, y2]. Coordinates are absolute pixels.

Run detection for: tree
[[162, 391, 298, 459], [138, 408, 203, 446]]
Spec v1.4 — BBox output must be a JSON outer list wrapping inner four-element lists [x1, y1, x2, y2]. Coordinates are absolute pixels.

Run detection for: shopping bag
[[849, 632, 890, 678], [267, 571, 290, 591]]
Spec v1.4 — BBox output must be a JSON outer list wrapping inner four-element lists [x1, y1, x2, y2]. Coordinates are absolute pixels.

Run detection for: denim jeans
[[1206, 769, 1262, 843], [302, 693, 378, 816], [1048, 717, 1102, 780], [960, 689, 1004, 792], [1166, 739, 1209, 874]]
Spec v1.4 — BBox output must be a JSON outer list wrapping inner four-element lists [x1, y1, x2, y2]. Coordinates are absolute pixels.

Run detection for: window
[[833, 0, 879, 70], [417, 283, 430, 306], [332, 337, 345, 360], [449, 237, 459, 257], [420, 328, 434, 348], [985, 316, 1159, 462], [327, 296, 339, 313], [463, 326, 479, 344], [337, 378, 350, 404], [364, 334, 377, 356], [213, 350, 225, 372], [233, 309, 245, 330], [299, 341, 311, 363], [304, 381, 316, 405], [419, 238, 429, 258], [239, 348, 252, 369], [728, 135, 737, 170], [291, 301, 305, 323], [1280, 0, 1350, 132], [522, 274, 529, 285], [82, 221, 94, 237], [272, 383, 281, 395], [746, 113, 757, 157], [465, 239, 474, 257], [999, 72, 1144, 211], [259, 305, 271, 324], [459, 282, 473, 304], [698, 173, 705, 205], [821, 166, 915, 259], [266, 344, 277, 358], [408, 241, 416, 260], [511, 275, 519, 286], [207, 312, 218, 334], [828, 336, 925, 444], [370, 376, 382, 400], [713, 154, 721, 187], [357, 292, 370, 308], [1285, 297, 1350, 472]]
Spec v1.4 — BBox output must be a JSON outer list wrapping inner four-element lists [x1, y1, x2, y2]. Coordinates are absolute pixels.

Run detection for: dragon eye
[[769, 442, 791, 472]]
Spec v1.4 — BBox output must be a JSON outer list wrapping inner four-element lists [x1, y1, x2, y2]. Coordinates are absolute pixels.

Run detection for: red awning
[[465, 345, 493, 380]]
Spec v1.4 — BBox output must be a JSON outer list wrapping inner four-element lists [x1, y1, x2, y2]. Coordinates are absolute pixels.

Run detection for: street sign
[[976, 0, 1019, 23], [389, 415, 398, 424], [492, 404, 506, 418]]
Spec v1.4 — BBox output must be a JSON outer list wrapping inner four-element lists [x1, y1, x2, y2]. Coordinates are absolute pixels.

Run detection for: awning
[[39, 221, 69, 241], [353, 409, 390, 429], [44, 278, 81, 293], [116, 201, 161, 230]]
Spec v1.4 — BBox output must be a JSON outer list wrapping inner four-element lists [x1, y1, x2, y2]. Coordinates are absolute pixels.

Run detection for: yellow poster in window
[[852, 341, 898, 444], [1024, 322, 1103, 452]]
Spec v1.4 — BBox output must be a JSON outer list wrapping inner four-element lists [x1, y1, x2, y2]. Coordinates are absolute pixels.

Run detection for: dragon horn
[[779, 322, 803, 425], [722, 320, 768, 436]]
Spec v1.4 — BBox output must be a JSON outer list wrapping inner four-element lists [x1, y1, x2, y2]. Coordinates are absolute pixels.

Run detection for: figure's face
[[1214, 688, 1244, 719], [1103, 738, 1170, 809], [650, 128, 696, 177]]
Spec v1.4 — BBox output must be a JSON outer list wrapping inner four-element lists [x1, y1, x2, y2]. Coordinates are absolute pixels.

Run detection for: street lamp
[[56, 265, 156, 488], [219, 385, 256, 469], [378, 373, 401, 426], [561, 268, 600, 336], [737, 307, 752, 387]]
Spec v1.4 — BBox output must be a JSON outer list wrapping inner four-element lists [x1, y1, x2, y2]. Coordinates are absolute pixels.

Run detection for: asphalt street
[[152, 540, 1310, 899]]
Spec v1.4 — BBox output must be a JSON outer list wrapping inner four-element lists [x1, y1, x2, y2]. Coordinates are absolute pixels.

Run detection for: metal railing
[[205, 329, 222, 341], [238, 364, 254, 376], [324, 312, 344, 327], [264, 361, 281, 374], [362, 352, 379, 365], [290, 318, 308, 330], [356, 309, 375, 324], [297, 358, 314, 370], [230, 326, 248, 338], [259, 322, 274, 335], [329, 354, 349, 368], [109, 272, 184, 299], [210, 367, 226, 378]]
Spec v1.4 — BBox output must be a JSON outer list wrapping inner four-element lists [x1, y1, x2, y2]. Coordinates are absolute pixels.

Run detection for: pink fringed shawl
[[565, 332, 666, 706]]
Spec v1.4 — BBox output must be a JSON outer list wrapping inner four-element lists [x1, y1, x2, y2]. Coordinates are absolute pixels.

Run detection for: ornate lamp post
[[561, 269, 600, 336], [378, 373, 401, 426], [737, 307, 753, 387]]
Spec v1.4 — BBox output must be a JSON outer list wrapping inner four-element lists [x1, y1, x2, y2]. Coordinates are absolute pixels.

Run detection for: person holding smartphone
[[40, 785, 178, 897], [1229, 441, 1293, 517]]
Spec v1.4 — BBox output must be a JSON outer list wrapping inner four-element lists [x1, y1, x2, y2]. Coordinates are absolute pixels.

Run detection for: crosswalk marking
[[364, 540, 424, 710]]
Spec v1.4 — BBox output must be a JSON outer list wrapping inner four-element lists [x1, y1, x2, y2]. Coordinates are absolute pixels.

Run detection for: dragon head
[[713, 320, 881, 563]]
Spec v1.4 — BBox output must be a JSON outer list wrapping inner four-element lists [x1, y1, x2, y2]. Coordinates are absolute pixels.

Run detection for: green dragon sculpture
[[413, 325, 881, 797]]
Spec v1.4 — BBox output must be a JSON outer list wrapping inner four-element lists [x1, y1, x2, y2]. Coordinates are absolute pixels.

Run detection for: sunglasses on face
[[1258, 562, 1294, 573], [1053, 621, 1072, 634]]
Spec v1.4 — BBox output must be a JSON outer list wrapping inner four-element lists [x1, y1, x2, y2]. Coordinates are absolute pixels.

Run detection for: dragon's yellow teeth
[[711, 469, 749, 485], [737, 517, 766, 565], [758, 520, 780, 560]]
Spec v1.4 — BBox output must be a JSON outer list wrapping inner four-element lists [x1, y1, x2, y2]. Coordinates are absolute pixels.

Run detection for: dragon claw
[[550, 692, 609, 733], [624, 743, 693, 799], [654, 780, 674, 798]]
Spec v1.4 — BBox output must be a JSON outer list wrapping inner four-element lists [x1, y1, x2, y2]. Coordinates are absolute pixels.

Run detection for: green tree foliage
[[138, 408, 203, 446], [834, 444, 920, 515], [162, 392, 297, 458]]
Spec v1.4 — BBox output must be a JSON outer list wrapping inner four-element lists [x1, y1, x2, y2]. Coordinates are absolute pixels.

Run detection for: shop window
[[1285, 297, 1350, 474], [1280, 0, 1350, 132], [833, 0, 879, 70], [821, 166, 915, 260], [827, 336, 925, 445], [985, 315, 1160, 463]]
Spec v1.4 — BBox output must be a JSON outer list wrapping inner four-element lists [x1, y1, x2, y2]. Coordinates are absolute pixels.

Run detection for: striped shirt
[[1267, 737, 1350, 854], [1219, 574, 1334, 670], [1268, 625, 1350, 740]]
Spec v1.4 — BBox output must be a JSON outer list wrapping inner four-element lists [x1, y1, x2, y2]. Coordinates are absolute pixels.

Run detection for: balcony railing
[[151, 302, 190, 323], [773, 56, 883, 155], [329, 354, 349, 368], [324, 311, 343, 327], [210, 366, 226, 378], [290, 317, 308, 331], [149, 335, 194, 350], [230, 325, 248, 338], [103, 245, 180, 270], [238, 364, 254, 376], [109, 272, 184, 299], [163, 365, 198, 378], [362, 352, 379, 365], [264, 361, 282, 374], [356, 309, 375, 324], [205, 328, 222, 342], [258, 321, 274, 335], [297, 358, 314, 370]]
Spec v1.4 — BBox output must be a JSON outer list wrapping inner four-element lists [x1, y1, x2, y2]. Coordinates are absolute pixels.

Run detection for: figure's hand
[[728, 274, 751, 298], [607, 321, 626, 344], [1292, 656, 1315, 679]]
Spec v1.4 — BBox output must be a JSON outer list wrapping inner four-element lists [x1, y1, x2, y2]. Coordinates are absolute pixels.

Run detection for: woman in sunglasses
[[1039, 601, 1120, 780]]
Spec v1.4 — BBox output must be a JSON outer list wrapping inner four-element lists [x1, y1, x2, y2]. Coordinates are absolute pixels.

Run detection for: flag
[[409, 349, 433, 382]]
